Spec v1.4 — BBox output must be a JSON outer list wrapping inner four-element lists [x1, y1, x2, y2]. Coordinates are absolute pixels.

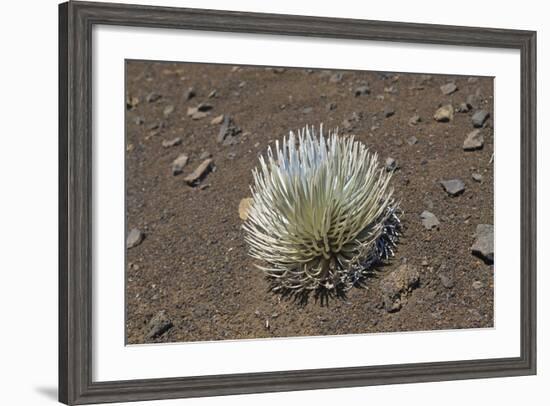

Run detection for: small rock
[[302, 107, 313, 114], [406, 135, 418, 145], [146, 92, 161, 103], [161, 137, 182, 148], [439, 273, 454, 289], [380, 264, 420, 312], [457, 102, 471, 113], [163, 105, 174, 117], [355, 85, 370, 96], [421, 211, 440, 230], [133, 116, 144, 125], [472, 281, 484, 290], [329, 72, 344, 83], [145, 310, 173, 340], [472, 173, 483, 182], [227, 152, 237, 159], [383, 106, 395, 118], [408, 114, 421, 126], [273, 67, 286, 74], [184, 159, 213, 186], [384, 85, 398, 94], [472, 110, 489, 127], [440, 82, 458, 95], [471, 224, 494, 263], [385, 157, 398, 172], [126, 96, 139, 109], [197, 103, 213, 112], [208, 89, 217, 98], [463, 129, 484, 150], [434, 104, 454, 122], [217, 116, 242, 146], [126, 228, 144, 249], [199, 151, 212, 160], [210, 114, 225, 125], [440, 179, 465, 196], [184, 88, 196, 101], [171, 153, 189, 175], [239, 197, 253, 220], [326, 102, 337, 111]]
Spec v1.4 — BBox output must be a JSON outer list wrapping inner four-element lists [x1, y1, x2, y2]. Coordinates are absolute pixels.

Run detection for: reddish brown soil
[[125, 61, 494, 344]]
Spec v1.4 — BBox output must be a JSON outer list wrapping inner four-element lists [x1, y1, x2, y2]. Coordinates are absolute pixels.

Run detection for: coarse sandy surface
[[125, 61, 494, 344]]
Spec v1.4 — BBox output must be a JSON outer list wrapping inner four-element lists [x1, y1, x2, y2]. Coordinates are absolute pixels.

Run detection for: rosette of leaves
[[243, 125, 400, 298]]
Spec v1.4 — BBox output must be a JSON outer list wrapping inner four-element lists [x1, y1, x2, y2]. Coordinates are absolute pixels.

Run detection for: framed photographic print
[[59, 1, 536, 404]]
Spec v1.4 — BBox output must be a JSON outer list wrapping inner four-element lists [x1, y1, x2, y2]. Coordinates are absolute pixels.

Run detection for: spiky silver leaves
[[243, 126, 400, 295]]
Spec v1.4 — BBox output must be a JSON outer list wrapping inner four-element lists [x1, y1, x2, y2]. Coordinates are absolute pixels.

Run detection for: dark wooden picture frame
[[59, 1, 536, 404]]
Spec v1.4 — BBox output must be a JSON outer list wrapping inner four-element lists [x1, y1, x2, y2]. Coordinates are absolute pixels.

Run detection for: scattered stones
[[145, 310, 173, 340], [406, 135, 418, 146], [171, 153, 189, 176], [408, 114, 421, 126], [380, 264, 420, 312], [433, 104, 454, 122], [472, 110, 489, 128], [161, 137, 182, 148], [217, 116, 242, 146], [385, 157, 398, 172], [471, 224, 494, 264], [472, 173, 483, 182], [463, 129, 484, 150], [420, 211, 440, 230], [184, 158, 213, 186], [210, 114, 224, 125], [163, 105, 174, 117], [126, 228, 144, 249], [354, 85, 370, 96], [199, 151, 212, 160], [440, 179, 465, 196], [383, 106, 395, 118], [239, 197, 253, 220], [440, 82, 458, 95], [302, 107, 313, 114], [146, 92, 162, 103], [184, 87, 196, 101]]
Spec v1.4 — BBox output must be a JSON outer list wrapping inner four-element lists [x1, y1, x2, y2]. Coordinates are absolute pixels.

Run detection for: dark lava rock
[[471, 224, 494, 264], [380, 264, 420, 312], [463, 129, 484, 150], [440, 179, 465, 196], [171, 153, 189, 176], [217, 116, 242, 146], [126, 228, 144, 249], [421, 210, 440, 230], [184, 159, 213, 186], [440, 82, 458, 95], [145, 310, 173, 340], [472, 110, 489, 128]]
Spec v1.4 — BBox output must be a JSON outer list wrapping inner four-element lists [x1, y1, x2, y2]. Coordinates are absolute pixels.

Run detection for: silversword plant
[[243, 125, 400, 296]]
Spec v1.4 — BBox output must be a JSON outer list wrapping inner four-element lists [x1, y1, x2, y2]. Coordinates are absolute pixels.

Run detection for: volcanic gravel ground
[[125, 61, 494, 344]]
